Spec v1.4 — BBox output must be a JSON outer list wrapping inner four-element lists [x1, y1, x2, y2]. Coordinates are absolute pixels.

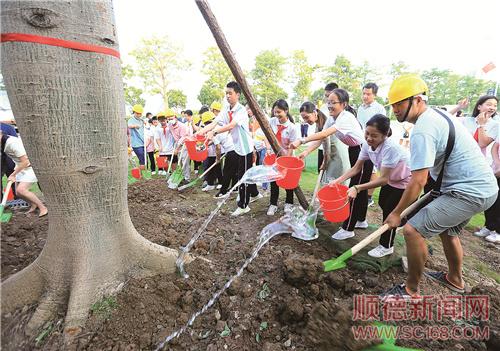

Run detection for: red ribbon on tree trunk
[[0, 33, 120, 59]]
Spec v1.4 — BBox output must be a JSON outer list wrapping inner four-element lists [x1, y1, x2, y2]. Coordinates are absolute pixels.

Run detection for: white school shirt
[[213, 131, 234, 153], [215, 102, 254, 156], [359, 139, 411, 189], [269, 117, 299, 152], [154, 125, 175, 155], [324, 110, 364, 147]]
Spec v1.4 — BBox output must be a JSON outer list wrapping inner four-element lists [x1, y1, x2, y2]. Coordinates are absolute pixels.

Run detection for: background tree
[[168, 89, 187, 109], [289, 50, 318, 105], [198, 46, 233, 106], [129, 35, 190, 109], [122, 64, 145, 109], [1, 0, 179, 338], [322, 55, 364, 105], [388, 61, 414, 80], [251, 49, 288, 111]]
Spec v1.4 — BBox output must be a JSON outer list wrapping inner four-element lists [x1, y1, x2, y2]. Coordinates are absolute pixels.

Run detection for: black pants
[[318, 149, 324, 173], [147, 151, 156, 172], [237, 152, 259, 208], [342, 146, 374, 231], [485, 177, 500, 232], [194, 160, 201, 171], [378, 184, 405, 248], [203, 156, 223, 185], [1, 156, 17, 198], [219, 150, 239, 194], [270, 181, 294, 206]]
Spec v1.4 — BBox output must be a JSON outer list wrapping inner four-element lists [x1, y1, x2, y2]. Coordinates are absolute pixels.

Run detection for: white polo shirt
[[215, 102, 254, 156], [213, 131, 234, 153], [359, 138, 411, 189], [154, 125, 175, 155], [269, 117, 299, 152], [324, 110, 364, 147], [357, 101, 386, 129]]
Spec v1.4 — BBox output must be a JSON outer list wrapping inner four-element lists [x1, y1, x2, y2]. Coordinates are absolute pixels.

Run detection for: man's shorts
[[408, 191, 497, 238]]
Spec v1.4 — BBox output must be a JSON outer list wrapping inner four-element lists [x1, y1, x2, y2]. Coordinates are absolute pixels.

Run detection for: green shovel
[[1, 181, 14, 223]]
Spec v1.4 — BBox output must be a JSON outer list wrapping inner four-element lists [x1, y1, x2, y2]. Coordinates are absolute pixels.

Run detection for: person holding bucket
[[200, 111, 222, 191], [381, 74, 497, 300], [265, 99, 299, 216], [166, 108, 191, 184], [291, 89, 367, 240], [330, 114, 411, 257], [155, 112, 176, 175], [197, 81, 261, 216]]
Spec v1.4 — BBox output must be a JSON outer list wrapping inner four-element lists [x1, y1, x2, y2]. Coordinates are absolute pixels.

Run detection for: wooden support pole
[[195, 0, 309, 209]]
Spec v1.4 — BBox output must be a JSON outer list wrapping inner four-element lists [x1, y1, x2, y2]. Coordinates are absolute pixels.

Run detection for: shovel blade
[[323, 259, 347, 272]]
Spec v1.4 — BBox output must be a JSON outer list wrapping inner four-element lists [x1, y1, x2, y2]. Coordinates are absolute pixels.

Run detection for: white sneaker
[[267, 205, 278, 216], [202, 185, 216, 192], [474, 227, 491, 237], [231, 206, 250, 217], [250, 193, 264, 203], [194, 170, 199, 175], [485, 231, 500, 243], [331, 228, 355, 240], [217, 184, 222, 189], [159, 170, 166, 176], [368, 198, 375, 207], [151, 171, 157, 175], [368, 245, 394, 258], [355, 220, 369, 229], [284, 203, 294, 213]]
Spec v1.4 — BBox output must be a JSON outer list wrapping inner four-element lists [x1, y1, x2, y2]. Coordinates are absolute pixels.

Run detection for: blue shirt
[[0, 123, 17, 137], [410, 108, 498, 198], [127, 117, 144, 148], [357, 101, 386, 129]]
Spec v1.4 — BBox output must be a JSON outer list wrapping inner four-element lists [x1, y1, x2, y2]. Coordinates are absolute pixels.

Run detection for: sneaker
[[194, 170, 199, 175], [250, 193, 264, 203], [485, 231, 500, 243], [267, 205, 278, 216], [331, 228, 355, 240], [151, 171, 157, 175], [355, 220, 369, 229], [379, 283, 421, 302], [231, 206, 250, 217], [368, 245, 394, 258], [159, 170, 166, 176], [202, 181, 208, 188], [202, 185, 216, 192], [474, 227, 491, 238], [284, 203, 294, 213], [368, 198, 375, 207], [214, 192, 229, 199], [217, 184, 222, 189]]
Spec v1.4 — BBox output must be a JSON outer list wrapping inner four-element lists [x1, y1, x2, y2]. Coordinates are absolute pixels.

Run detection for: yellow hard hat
[[165, 108, 175, 118], [132, 104, 144, 114], [157, 111, 166, 118], [387, 74, 429, 105], [201, 111, 215, 124], [193, 114, 201, 125], [210, 101, 222, 112]]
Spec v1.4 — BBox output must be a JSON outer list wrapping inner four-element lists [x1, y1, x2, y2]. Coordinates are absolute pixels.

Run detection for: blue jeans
[[132, 146, 145, 165]]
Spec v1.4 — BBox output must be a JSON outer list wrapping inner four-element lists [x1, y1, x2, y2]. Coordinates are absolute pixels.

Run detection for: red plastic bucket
[[156, 155, 168, 168], [185, 135, 208, 161], [263, 154, 276, 166], [317, 184, 350, 222], [131, 167, 142, 179], [275, 156, 304, 189]]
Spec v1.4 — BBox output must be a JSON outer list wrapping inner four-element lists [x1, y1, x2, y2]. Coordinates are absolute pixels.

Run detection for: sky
[[113, 0, 500, 112]]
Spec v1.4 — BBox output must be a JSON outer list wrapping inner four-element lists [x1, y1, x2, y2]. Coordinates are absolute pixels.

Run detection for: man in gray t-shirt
[[381, 75, 498, 300]]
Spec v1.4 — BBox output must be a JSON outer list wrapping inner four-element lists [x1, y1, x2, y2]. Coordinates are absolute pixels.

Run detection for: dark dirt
[[2, 178, 499, 350]]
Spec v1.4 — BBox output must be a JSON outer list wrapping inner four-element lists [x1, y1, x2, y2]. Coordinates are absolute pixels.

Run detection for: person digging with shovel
[[381, 74, 498, 300]]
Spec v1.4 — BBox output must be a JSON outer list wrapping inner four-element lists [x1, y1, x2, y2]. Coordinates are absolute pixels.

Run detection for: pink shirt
[[168, 121, 189, 145], [359, 138, 411, 189]]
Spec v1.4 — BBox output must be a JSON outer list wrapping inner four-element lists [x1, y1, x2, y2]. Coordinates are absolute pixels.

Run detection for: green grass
[[90, 296, 118, 320]]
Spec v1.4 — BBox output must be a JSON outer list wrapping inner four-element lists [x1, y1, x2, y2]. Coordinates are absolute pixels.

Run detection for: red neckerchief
[[473, 127, 479, 142], [228, 111, 233, 123], [276, 124, 287, 144], [162, 125, 167, 137]]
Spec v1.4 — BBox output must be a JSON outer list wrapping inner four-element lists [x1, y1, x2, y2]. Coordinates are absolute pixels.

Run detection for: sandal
[[424, 271, 465, 294]]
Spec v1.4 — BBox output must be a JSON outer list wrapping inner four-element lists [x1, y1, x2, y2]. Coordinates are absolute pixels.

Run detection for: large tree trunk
[[1, 0, 178, 338]]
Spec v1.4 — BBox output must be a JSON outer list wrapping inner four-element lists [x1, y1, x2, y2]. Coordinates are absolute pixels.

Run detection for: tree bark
[[194, 0, 309, 209], [1, 0, 178, 339]]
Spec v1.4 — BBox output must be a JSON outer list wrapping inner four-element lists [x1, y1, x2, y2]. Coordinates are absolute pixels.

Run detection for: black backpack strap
[[431, 108, 455, 195]]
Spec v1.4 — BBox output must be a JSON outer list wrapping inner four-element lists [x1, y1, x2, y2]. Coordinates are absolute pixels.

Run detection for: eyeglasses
[[327, 101, 341, 107]]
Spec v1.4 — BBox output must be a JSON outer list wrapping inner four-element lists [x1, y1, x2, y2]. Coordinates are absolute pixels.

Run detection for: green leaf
[[259, 321, 268, 331], [258, 282, 271, 300], [220, 324, 231, 337], [35, 323, 53, 346], [256, 332, 261, 342]]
